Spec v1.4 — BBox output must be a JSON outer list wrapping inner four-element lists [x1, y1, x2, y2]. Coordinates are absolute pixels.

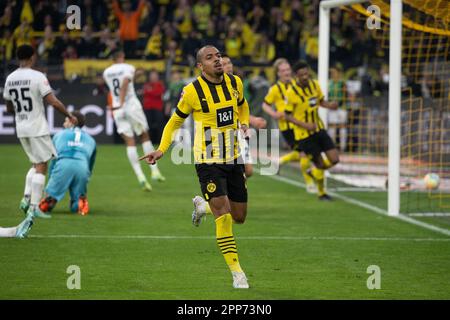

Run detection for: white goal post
[[318, 0, 402, 216]]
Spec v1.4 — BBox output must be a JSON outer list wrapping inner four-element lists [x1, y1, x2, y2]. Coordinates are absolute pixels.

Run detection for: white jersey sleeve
[[38, 74, 52, 97], [3, 68, 51, 138]]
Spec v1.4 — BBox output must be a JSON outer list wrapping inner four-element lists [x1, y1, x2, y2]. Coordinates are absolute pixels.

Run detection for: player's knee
[[329, 154, 340, 165], [139, 131, 150, 142], [314, 160, 326, 169], [232, 209, 247, 224], [233, 215, 246, 224]]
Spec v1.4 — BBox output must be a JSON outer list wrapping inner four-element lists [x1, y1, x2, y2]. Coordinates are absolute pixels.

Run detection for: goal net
[[319, 0, 449, 216]]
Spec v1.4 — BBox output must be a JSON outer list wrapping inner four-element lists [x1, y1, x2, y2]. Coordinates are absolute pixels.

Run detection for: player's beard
[[214, 70, 224, 77]]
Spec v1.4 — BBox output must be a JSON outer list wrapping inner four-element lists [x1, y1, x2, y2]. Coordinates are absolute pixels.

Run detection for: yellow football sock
[[311, 167, 326, 196], [205, 202, 212, 215], [215, 213, 243, 273], [300, 157, 314, 186], [280, 151, 300, 165]]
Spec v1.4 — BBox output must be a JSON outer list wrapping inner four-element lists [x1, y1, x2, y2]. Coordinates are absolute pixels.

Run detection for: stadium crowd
[[0, 0, 387, 70], [0, 0, 442, 149]]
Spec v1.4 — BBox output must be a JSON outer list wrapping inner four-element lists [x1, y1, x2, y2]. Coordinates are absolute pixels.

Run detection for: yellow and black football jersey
[[285, 79, 325, 141], [158, 73, 250, 164], [263, 79, 296, 131]]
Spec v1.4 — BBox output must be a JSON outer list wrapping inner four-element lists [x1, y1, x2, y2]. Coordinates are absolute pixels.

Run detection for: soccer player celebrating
[[262, 58, 315, 192], [3, 44, 77, 219], [285, 61, 340, 200], [103, 49, 165, 192], [38, 111, 96, 216], [221, 53, 267, 178], [140, 45, 250, 289]]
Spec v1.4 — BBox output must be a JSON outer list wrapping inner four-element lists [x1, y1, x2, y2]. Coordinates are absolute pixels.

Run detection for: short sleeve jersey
[[175, 73, 247, 163], [263, 79, 296, 131], [285, 79, 325, 141], [3, 68, 52, 138], [103, 63, 137, 108]]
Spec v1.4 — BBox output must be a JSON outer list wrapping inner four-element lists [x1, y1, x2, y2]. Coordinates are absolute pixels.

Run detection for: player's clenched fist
[[139, 150, 163, 165]]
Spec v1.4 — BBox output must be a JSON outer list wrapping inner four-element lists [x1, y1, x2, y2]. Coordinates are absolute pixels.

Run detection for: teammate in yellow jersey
[[285, 61, 340, 201], [262, 58, 315, 192], [221, 53, 267, 178], [140, 45, 250, 289]]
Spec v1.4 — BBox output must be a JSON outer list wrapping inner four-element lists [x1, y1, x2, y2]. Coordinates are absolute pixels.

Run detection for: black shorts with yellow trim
[[281, 129, 296, 149], [296, 129, 336, 158], [195, 158, 248, 203]]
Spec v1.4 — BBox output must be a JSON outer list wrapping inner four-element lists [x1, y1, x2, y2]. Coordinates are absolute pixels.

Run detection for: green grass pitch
[[0, 144, 449, 299]]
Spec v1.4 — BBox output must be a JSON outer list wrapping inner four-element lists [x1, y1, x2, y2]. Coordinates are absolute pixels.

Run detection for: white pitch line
[[409, 213, 450, 217], [27, 234, 450, 242], [260, 171, 450, 237]]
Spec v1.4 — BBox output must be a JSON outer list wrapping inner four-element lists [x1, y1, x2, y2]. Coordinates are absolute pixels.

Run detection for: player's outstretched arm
[[262, 101, 283, 120], [139, 150, 163, 165], [320, 100, 339, 110], [44, 93, 78, 125], [139, 111, 186, 164], [249, 115, 267, 129]]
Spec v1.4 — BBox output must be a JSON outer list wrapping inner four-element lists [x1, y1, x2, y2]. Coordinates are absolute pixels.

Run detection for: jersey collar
[[201, 74, 225, 86]]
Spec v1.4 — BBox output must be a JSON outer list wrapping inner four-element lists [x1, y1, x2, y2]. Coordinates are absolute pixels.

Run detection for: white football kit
[[103, 63, 149, 137], [3, 67, 57, 163]]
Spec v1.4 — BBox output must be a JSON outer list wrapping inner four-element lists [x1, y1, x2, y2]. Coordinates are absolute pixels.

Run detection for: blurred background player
[[221, 53, 266, 178], [38, 111, 96, 216], [3, 44, 77, 219], [103, 49, 165, 192], [285, 61, 340, 201], [327, 65, 348, 153], [262, 58, 315, 193], [140, 46, 251, 289]]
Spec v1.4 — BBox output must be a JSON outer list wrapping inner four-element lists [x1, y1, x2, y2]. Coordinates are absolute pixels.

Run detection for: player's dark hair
[[221, 52, 230, 59], [16, 45, 34, 60], [72, 111, 85, 128], [111, 48, 125, 60], [292, 61, 309, 72], [196, 45, 217, 63]]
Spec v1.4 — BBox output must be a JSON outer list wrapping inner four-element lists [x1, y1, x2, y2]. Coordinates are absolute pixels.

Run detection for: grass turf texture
[[0, 144, 449, 299]]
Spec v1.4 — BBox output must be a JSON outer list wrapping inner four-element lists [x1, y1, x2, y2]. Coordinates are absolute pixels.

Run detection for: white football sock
[[126, 146, 146, 182], [24, 167, 36, 198], [0, 226, 17, 237], [142, 141, 159, 173], [30, 173, 45, 207]]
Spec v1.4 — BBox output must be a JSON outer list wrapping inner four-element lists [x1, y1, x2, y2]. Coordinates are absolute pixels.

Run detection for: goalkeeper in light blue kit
[[39, 111, 96, 216]]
